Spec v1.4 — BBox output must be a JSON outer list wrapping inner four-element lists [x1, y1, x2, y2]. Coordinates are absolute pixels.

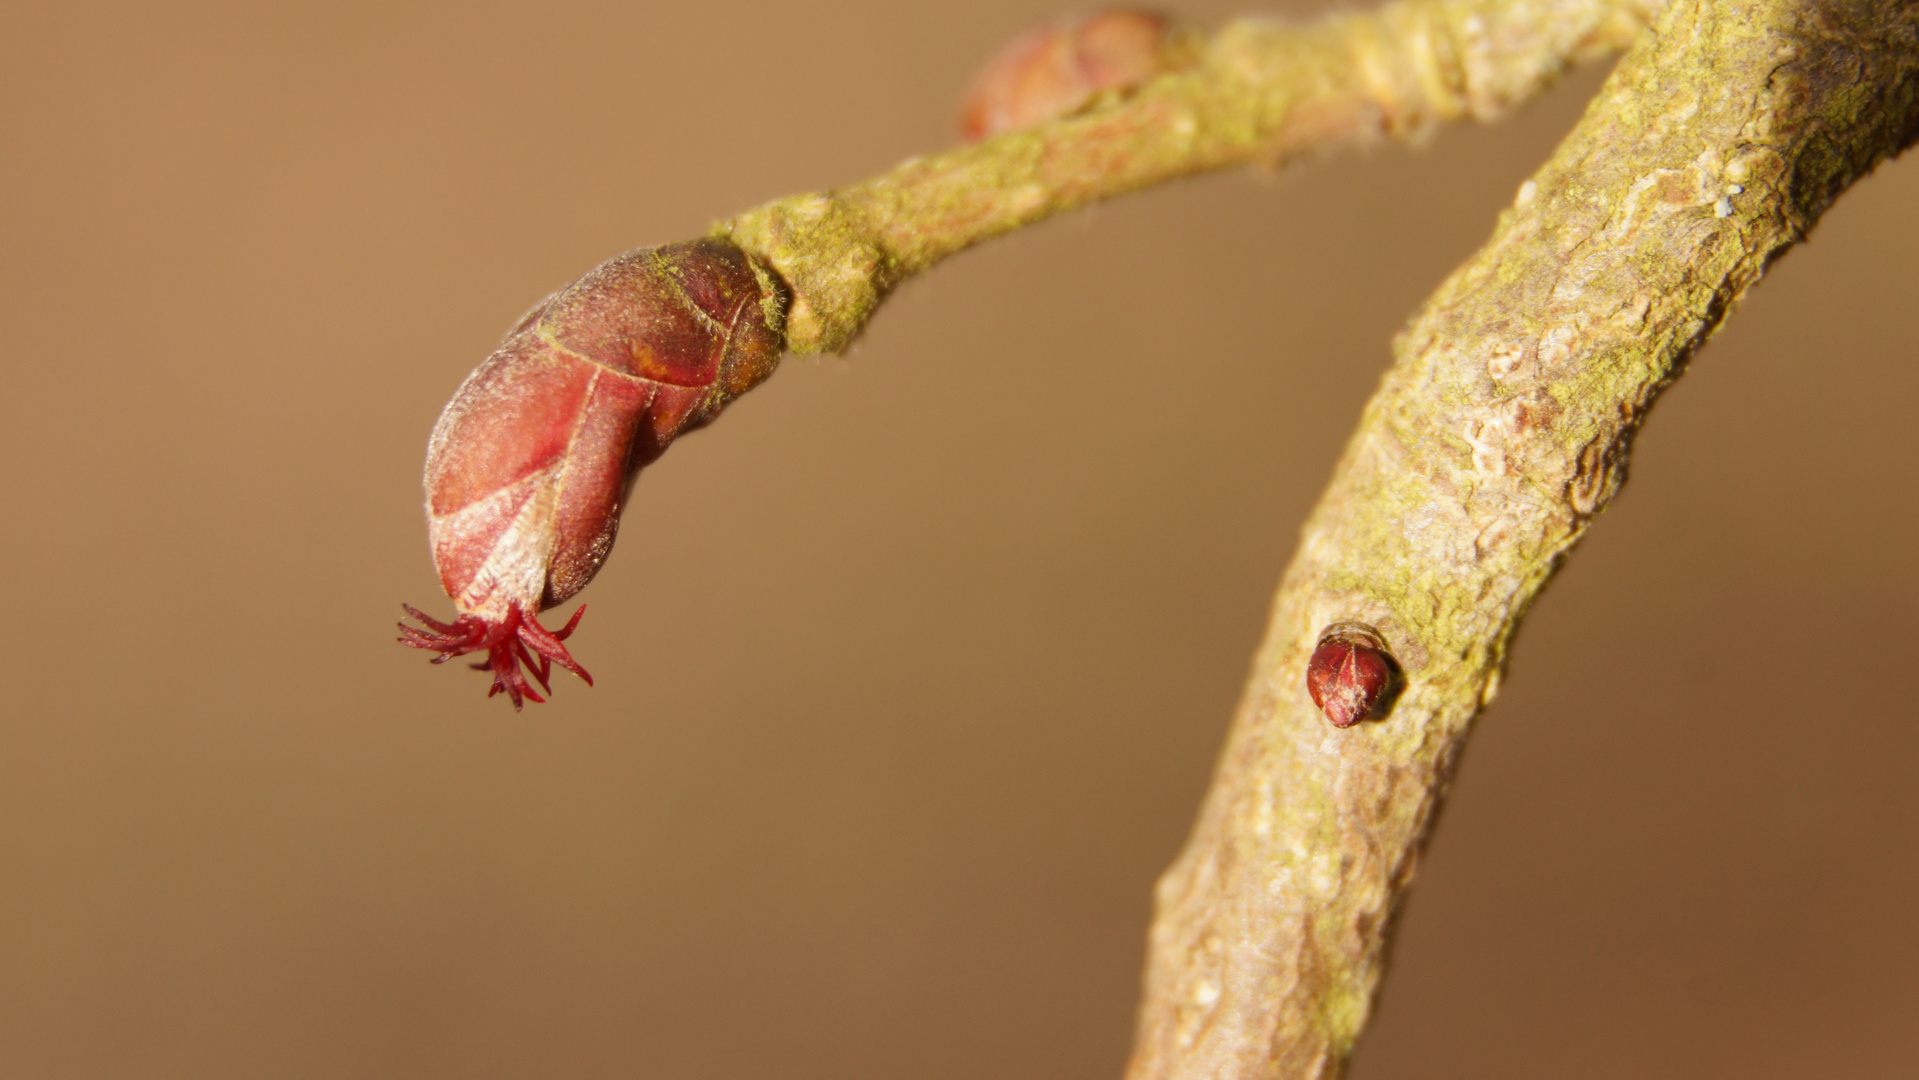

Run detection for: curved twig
[[1124, 1, 1919, 1075], [720, 0, 1663, 353]]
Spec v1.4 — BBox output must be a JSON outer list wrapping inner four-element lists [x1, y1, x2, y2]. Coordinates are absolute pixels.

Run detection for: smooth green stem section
[[719, 0, 1660, 353], [1124, 1, 1919, 1077]]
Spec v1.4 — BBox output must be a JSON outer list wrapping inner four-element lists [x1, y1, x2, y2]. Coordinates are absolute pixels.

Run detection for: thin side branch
[[1125, 0, 1919, 1076], [719, 0, 1661, 353]]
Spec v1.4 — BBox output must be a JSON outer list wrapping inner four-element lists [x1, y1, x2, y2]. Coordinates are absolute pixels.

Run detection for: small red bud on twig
[[959, 9, 1185, 142], [1306, 622, 1402, 728], [401, 238, 786, 707]]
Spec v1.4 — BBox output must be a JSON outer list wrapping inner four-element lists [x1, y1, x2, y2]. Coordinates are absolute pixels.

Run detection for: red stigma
[[399, 603, 593, 709]]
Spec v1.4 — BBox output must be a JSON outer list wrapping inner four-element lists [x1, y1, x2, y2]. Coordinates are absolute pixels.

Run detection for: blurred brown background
[[4, 1, 1915, 1077]]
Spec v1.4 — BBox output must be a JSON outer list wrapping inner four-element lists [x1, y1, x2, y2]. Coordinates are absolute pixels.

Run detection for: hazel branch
[[718, 0, 1663, 353], [1122, 0, 1919, 1076]]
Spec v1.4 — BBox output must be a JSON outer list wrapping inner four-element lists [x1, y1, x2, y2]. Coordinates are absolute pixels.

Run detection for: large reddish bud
[[400, 238, 787, 707]]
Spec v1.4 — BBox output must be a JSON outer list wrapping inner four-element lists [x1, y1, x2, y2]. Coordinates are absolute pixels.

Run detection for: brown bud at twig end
[[1306, 622, 1402, 729], [959, 9, 1185, 141]]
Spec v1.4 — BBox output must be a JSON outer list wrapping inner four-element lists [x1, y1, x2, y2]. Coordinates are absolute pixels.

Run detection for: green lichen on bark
[[1126, 1, 1919, 1077], [656, 0, 1919, 1074], [718, 0, 1660, 353]]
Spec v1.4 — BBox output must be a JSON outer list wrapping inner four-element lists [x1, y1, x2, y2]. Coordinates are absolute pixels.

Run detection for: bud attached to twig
[[400, 238, 787, 707], [1306, 622, 1401, 728], [959, 9, 1186, 141]]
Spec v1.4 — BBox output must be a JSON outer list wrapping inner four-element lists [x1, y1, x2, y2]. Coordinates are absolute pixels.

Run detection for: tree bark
[[1122, 1, 1919, 1076], [698, 0, 1919, 1073], [722, 0, 1660, 352]]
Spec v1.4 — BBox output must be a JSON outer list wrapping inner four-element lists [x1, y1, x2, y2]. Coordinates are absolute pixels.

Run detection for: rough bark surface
[[722, 0, 1661, 353], [1123, 2, 1919, 1077]]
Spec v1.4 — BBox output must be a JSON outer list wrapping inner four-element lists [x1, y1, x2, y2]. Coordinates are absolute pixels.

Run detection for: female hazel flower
[[400, 238, 787, 707]]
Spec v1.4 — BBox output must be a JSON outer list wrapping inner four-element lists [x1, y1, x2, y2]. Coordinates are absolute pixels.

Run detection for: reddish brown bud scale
[[959, 9, 1183, 141], [401, 238, 786, 707], [1305, 622, 1401, 729]]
